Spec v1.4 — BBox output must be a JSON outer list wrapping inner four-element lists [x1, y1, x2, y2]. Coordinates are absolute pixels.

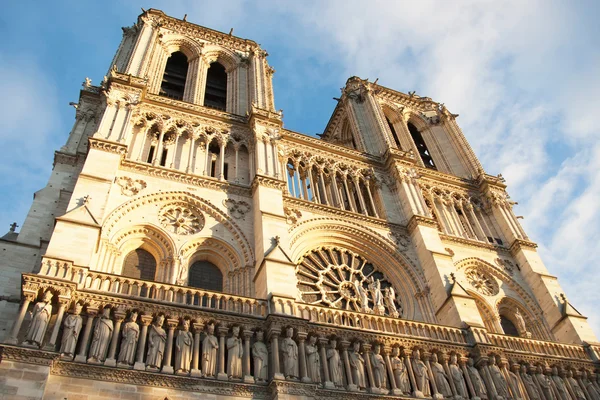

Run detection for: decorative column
[[74, 304, 99, 363], [424, 351, 444, 399], [169, 132, 181, 169], [319, 170, 330, 205], [134, 315, 153, 371], [319, 337, 335, 389], [152, 129, 166, 166], [297, 332, 310, 383], [365, 178, 379, 217], [353, 177, 368, 215], [466, 203, 487, 241], [118, 103, 136, 143], [105, 309, 126, 367], [341, 340, 356, 391], [330, 173, 341, 207], [342, 175, 356, 212], [161, 318, 178, 374], [5, 288, 37, 345], [269, 328, 284, 380], [216, 325, 228, 380], [234, 144, 240, 183], [363, 343, 377, 394], [45, 297, 70, 350], [404, 349, 422, 398], [384, 346, 400, 395], [218, 141, 226, 181], [460, 356, 478, 400], [243, 328, 254, 383], [190, 322, 203, 377]]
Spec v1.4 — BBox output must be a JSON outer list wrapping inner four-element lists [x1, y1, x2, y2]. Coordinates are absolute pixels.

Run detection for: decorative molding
[[407, 215, 438, 232], [251, 174, 287, 192], [158, 202, 205, 235], [88, 137, 127, 156], [0, 345, 57, 366], [440, 234, 508, 253], [116, 176, 147, 196], [223, 199, 251, 219], [283, 207, 302, 225], [464, 267, 499, 296]]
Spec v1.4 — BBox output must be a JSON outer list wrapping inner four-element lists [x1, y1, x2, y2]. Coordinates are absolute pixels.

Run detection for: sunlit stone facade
[[1, 8, 599, 400]]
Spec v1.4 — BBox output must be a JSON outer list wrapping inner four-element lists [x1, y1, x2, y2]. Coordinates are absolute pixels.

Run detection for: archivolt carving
[[288, 217, 426, 320], [101, 191, 254, 266], [112, 225, 175, 260], [202, 45, 240, 72], [160, 33, 204, 60]]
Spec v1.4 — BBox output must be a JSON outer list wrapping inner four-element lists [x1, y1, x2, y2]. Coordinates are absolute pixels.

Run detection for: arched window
[[341, 119, 357, 149], [188, 261, 223, 291], [500, 315, 519, 337], [160, 52, 188, 100], [386, 116, 401, 149], [204, 62, 227, 110], [407, 122, 436, 169], [122, 249, 157, 281]]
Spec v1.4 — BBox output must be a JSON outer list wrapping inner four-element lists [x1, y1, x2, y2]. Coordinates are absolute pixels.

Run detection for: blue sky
[[1, 1, 599, 336]]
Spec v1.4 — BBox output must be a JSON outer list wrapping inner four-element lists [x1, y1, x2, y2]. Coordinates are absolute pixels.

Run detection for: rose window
[[465, 268, 499, 296], [158, 203, 204, 235], [296, 247, 403, 317]]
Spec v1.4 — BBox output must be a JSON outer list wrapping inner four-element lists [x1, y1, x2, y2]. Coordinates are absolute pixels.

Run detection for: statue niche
[[296, 247, 403, 317]]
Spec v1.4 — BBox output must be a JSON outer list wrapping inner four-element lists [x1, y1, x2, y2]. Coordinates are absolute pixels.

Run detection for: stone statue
[[566, 370, 587, 400], [88, 306, 113, 363], [349, 341, 367, 389], [146, 314, 166, 370], [431, 353, 452, 397], [583, 371, 600, 400], [514, 309, 527, 335], [23, 291, 53, 347], [509, 363, 526, 400], [391, 347, 411, 394], [521, 364, 542, 400], [551, 367, 572, 400], [59, 303, 83, 358], [252, 330, 269, 382], [354, 279, 371, 313], [202, 323, 219, 378], [306, 335, 321, 383], [227, 326, 243, 379], [384, 286, 400, 317], [117, 310, 139, 366], [489, 356, 510, 398], [372, 344, 388, 390], [281, 327, 299, 380], [450, 354, 468, 398], [412, 349, 431, 397], [174, 319, 193, 374], [467, 358, 487, 399], [369, 278, 385, 314], [536, 366, 556, 400], [328, 338, 344, 388]]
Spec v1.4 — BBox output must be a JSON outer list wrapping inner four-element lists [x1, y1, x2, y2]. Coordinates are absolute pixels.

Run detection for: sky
[[0, 1, 599, 337]]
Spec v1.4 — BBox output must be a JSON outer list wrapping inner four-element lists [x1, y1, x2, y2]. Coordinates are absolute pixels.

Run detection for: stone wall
[[0, 360, 50, 399]]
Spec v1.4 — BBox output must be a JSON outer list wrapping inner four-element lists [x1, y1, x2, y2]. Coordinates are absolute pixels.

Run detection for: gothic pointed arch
[[201, 45, 240, 72], [380, 103, 405, 150], [288, 217, 428, 322], [496, 296, 548, 340], [466, 289, 502, 333]]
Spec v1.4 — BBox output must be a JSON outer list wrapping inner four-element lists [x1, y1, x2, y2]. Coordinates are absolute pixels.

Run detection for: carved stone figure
[[489, 356, 510, 398], [146, 314, 166, 370], [514, 309, 527, 336], [227, 326, 243, 379], [252, 330, 269, 382], [583, 371, 600, 400], [412, 349, 431, 397], [566, 370, 587, 400], [536, 366, 556, 400], [175, 319, 193, 374], [551, 367, 572, 400], [384, 286, 399, 317], [522, 364, 542, 400], [59, 303, 83, 358], [117, 310, 139, 366], [87, 307, 113, 363], [202, 323, 219, 378], [509, 364, 526, 400], [449, 354, 468, 398], [369, 278, 385, 314], [391, 347, 411, 394], [349, 341, 367, 389], [23, 291, 53, 347], [372, 344, 388, 390], [354, 279, 371, 313], [281, 327, 299, 379], [431, 353, 452, 397], [306, 335, 321, 383], [327, 339, 343, 388], [467, 358, 487, 399]]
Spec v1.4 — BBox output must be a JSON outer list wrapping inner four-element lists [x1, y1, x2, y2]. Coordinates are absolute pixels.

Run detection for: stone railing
[[294, 302, 467, 344], [488, 332, 590, 360], [38, 258, 267, 317]]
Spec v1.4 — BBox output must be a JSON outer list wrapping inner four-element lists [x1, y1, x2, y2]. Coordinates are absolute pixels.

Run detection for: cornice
[[0, 345, 57, 366], [407, 215, 438, 233], [440, 234, 509, 254], [251, 174, 287, 193], [120, 159, 252, 198], [509, 239, 539, 255], [88, 137, 127, 156]]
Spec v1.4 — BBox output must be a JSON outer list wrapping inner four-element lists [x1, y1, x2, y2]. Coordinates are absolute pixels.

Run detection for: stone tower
[[1, 8, 598, 400]]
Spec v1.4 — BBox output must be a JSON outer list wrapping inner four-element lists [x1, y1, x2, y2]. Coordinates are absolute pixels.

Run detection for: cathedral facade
[[1, 8, 599, 400]]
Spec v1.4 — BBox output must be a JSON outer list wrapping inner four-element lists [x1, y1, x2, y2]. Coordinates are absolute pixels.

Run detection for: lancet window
[[204, 62, 227, 111], [122, 249, 157, 281], [408, 122, 436, 169], [386, 116, 402, 149], [285, 157, 380, 218], [296, 247, 402, 317], [159, 51, 189, 100], [188, 261, 223, 292]]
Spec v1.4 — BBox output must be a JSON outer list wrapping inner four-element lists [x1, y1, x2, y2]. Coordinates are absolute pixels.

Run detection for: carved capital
[[140, 315, 154, 326], [166, 318, 179, 329]]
